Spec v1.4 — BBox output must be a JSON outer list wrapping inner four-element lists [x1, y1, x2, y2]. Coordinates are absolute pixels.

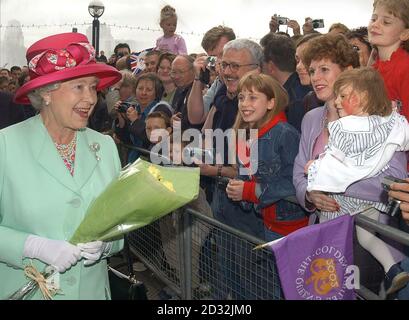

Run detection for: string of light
[[0, 22, 206, 37]]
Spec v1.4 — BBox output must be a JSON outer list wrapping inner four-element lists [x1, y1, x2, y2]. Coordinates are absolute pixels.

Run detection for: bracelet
[[217, 165, 223, 177]]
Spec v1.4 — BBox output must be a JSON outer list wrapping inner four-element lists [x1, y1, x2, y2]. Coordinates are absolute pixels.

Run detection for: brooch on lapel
[[89, 143, 101, 161]]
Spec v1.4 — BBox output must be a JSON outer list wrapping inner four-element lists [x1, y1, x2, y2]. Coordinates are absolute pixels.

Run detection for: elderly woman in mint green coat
[[0, 32, 123, 300]]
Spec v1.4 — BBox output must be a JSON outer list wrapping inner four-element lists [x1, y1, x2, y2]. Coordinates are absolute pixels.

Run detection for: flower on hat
[[14, 32, 121, 104], [29, 42, 95, 77]]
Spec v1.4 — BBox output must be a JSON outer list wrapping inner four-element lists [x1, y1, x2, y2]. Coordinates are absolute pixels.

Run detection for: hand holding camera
[[302, 17, 324, 34], [117, 101, 134, 113], [302, 17, 314, 34], [113, 100, 127, 127], [269, 15, 279, 33], [198, 56, 217, 85], [287, 19, 301, 36], [383, 176, 409, 221], [126, 105, 139, 123], [193, 54, 208, 77]]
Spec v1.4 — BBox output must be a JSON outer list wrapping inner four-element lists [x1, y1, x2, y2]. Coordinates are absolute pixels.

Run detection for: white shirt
[[307, 110, 409, 193]]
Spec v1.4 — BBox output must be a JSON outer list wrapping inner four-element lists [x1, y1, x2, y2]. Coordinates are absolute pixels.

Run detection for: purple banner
[[270, 215, 355, 300]]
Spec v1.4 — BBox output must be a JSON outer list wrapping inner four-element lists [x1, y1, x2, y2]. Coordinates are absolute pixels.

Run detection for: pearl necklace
[[54, 134, 77, 176]]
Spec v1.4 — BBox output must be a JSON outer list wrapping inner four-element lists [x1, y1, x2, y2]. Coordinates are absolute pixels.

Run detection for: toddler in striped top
[[306, 67, 409, 297]]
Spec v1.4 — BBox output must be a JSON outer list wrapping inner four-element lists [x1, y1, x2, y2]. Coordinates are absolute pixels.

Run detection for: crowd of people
[[1, 0, 409, 300]]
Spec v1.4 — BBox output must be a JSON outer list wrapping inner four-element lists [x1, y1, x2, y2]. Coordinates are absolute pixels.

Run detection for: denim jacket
[[238, 121, 307, 222]]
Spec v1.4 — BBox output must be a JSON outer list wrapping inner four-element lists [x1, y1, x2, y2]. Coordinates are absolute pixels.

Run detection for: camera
[[277, 16, 289, 25], [382, 175, 408, 217], [312, 19, 325, 29], [216, 176, 230, 187], [199, 56, 217, 85], [206, 56, 217, 69], [277, 15, 289, 25], [118, 102, 136, 113], [382, 175, 408, 192], [183, 147, 214, 164]]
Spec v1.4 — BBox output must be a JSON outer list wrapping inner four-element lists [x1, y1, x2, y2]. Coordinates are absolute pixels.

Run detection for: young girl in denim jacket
[[226, 73, 308, 241], [368, 0, 409, 120]]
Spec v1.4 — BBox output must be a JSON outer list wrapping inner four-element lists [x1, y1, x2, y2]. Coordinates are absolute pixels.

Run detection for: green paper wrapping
[[70, 159, 199, 244]]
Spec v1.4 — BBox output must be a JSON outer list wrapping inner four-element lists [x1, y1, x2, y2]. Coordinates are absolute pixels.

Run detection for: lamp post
[[88, 0, 105, 58]]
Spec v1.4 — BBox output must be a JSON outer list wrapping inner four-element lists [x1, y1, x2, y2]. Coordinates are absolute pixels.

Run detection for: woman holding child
[[292, 33, 408, 297]]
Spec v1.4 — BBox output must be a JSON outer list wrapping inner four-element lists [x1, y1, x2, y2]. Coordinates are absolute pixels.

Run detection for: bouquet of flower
[[8, 159, 199, 300], [70, 158, 200, 244]]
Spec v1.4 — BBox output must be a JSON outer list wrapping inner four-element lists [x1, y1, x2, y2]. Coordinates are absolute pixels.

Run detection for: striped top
[[308, 110, 409, 221], [328, 113, 397, 167], [307, 110, 409, 193]]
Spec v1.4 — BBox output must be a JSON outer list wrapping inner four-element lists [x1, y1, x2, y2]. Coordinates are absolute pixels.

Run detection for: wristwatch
[[217, 165, 223, 177]]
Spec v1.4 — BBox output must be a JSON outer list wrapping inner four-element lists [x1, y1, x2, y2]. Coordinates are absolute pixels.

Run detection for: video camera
[[382, 175, 408, 217], [199, 56, 217, 85]]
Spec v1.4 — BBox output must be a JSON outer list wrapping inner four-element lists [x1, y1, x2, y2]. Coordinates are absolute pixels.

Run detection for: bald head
[[171, 55, 195, 88]]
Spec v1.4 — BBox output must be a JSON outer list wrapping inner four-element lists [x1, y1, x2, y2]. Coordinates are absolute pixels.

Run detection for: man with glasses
[[170, 55, 199, 132], [200, 38, 263, 209], [187, 26, 236, 126], [197, 39, 276, 300]]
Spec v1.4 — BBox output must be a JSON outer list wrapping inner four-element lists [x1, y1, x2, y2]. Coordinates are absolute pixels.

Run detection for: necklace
[[54, 134, 77, 176]]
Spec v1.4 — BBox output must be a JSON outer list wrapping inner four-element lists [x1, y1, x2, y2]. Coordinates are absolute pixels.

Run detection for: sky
[[0, 0, 374, 57]]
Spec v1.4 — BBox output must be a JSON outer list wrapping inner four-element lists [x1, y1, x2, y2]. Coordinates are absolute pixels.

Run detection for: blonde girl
[[368, 0, 409, 120], [155, 5, 187, 55]]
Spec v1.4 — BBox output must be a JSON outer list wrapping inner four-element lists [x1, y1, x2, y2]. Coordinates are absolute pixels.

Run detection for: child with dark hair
[[346, 27, 372, 67], [145, 111, 172, 146]]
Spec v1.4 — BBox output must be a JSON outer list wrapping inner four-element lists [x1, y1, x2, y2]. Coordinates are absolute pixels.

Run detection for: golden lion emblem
[[305, 258, 340, 295]]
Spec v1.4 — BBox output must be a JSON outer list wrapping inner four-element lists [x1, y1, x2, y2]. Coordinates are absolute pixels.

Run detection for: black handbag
[[108, 236, 148, 300]]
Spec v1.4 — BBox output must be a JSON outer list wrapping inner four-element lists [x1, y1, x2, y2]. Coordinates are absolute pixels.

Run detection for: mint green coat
[[0, 115, 123, 300]]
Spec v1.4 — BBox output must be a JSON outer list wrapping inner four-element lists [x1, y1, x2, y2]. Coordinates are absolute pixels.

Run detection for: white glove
[[23, 235, 82, 273], [77, 241, 111, 266]]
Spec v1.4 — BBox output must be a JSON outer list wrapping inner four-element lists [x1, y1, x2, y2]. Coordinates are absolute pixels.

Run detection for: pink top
[[156, 34, 187, 55], [312, 129, 327, 160]]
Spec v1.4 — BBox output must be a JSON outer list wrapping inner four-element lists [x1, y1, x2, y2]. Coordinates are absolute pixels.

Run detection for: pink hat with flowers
[[14, 32, 121, 104]]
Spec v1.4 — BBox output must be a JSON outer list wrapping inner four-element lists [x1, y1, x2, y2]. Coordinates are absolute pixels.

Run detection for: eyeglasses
[[220, 61, 259, 72], [170, 68, 192, 77]]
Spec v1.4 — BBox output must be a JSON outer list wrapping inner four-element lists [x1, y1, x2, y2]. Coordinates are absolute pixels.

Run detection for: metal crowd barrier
[[127, 207, 283, 300], [354, 208, 409, 300], [119, 144, 409, 300]]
